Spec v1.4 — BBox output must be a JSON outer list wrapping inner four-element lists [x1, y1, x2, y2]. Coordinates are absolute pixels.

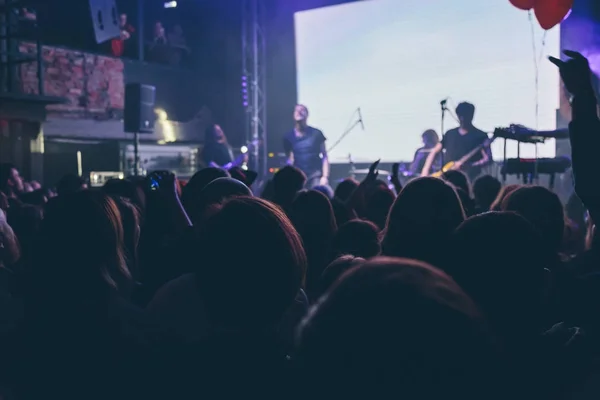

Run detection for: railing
[[0, 1, 43, 96]]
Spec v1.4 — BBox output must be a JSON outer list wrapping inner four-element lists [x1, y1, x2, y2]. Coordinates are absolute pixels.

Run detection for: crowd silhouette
[[0, 51, 598, 399]]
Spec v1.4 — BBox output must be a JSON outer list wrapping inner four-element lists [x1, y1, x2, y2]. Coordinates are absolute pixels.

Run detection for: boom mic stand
[[327, 110, 363, 177], [440, 99, 448, 167]]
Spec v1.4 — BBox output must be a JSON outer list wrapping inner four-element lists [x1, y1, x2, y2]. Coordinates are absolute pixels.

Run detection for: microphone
[[440, 98, 449, 107], [358, 107, 365, 130]]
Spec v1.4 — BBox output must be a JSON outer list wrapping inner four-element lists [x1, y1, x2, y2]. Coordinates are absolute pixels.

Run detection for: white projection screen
[[294, 0, 560, 163]]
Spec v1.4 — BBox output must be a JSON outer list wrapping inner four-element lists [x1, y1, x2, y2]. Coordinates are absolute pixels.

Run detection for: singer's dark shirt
[[442, 127, 489, 163], [283, 127, 326, 178]]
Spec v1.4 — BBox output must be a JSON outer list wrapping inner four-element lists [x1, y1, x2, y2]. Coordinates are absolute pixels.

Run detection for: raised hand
[[549, 50, 595, 97], [367, 159, 380, 182], [392, 163, 400, 179]]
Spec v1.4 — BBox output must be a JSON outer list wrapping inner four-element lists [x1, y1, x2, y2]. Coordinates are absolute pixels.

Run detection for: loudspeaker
[[89, 0, 121, 44], [124, 84, 156, 134]]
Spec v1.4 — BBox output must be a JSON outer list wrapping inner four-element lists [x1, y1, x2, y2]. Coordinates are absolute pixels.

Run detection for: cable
[[528, 10, 540, 131]]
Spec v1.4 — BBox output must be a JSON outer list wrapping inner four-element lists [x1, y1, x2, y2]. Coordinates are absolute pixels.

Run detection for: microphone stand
[[440, 100, 447, 167], [348, 153, 356, 179], [327, 109, 363, 178], [327, 117, 362, 154]]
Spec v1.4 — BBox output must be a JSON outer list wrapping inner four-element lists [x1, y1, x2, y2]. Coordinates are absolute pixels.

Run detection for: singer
[[421, 102, 491, 181], [283, 104, 330, 188]]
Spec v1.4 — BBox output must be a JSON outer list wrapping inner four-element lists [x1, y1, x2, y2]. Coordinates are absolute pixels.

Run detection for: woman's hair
[[33, 190, 131, 294], [502, 186, 565, 254], [449, 212, 549, 337], [289, 190, 337, 297], [332, 219, 381, 259], [296, 257, 505, 399], [490, 184, 520, 211], [382, 177, 465, 269], [204, 123, 227, 145], [317, 255, 365, 298], [110, 196, 141, 282], [422, 129, 440, 147], [196, 196, 307, 328], [103, 178, 145, 214]]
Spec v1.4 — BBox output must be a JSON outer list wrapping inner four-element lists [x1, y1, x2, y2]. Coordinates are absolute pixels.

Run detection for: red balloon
[[509, 0, 535, 10], [534, 0, 574, 30]]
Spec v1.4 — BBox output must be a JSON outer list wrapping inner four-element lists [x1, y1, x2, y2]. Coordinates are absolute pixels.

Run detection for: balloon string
[[528, 10, 540, 130]]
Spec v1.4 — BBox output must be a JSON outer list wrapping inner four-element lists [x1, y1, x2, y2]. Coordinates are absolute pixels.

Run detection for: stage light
[[155, 108, 168, 121], [164, 1, 177, 9], [242, 75, 249, 108], [241, 145, 248, 154]]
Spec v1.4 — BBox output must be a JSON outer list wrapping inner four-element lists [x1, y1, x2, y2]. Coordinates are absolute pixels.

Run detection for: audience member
[[56, 174, 87, 197], [382, 177, 465, 269], [473, 175, 502, 213], [288, 190, 337, 300], [296, 257, 508, 399], [332, 219, 380, 259]]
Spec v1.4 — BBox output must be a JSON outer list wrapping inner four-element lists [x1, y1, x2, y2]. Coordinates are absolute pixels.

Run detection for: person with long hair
[[2, 191, 154, 399], [409, 129, 441, 175], [203, 124, 235, 169], [381, 177, 465, 270]]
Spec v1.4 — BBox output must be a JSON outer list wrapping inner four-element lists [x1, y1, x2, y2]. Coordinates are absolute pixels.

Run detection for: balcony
[[17, 42, 211, 144]]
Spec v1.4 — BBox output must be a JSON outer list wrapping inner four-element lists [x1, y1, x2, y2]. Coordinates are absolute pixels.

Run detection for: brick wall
[[19, 42, 124, 118]]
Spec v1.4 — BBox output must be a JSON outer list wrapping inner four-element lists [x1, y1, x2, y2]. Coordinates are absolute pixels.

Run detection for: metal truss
[[241, 0, 267, 178]]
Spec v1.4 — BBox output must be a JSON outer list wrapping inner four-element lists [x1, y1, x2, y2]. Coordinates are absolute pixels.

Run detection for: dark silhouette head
[[181, 167, 230, 215], [443, 169, 470, 195], [188, 177, 252, 225], [456, 102, 476, 126], [334, 178, 359, 202], [330, 197, 357, 227], [502, 186, 565, 254], [364, 187, 395, 230], [196, 197, 307, 329], [296, 257, 505, 399], [449, 212, 549, 341], [33, 191, 130, 298], [332, 219, 381, 259], [317, 255, 365, 298], [289, 190, 337, 297], [272, 166, 306, 213], [382, 177, 465, 268], [473, 175, 502, 212], [56, 174, 87, 197]]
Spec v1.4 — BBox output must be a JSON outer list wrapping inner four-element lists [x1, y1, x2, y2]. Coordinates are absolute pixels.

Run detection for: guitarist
[[421, 102, 491, 181], [203, 123, 240, 169]]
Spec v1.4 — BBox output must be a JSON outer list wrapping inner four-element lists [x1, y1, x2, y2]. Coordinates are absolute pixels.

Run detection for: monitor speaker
[[124, 84, 156, 134], [89, 0, 121, 44]]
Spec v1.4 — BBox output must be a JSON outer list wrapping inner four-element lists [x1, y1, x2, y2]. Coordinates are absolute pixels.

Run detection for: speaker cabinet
[[124, 83, 156, 134]]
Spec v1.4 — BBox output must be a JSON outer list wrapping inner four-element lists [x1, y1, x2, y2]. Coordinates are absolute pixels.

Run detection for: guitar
[[429, 128, 509, 178], [208, 141, 258, 170]]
